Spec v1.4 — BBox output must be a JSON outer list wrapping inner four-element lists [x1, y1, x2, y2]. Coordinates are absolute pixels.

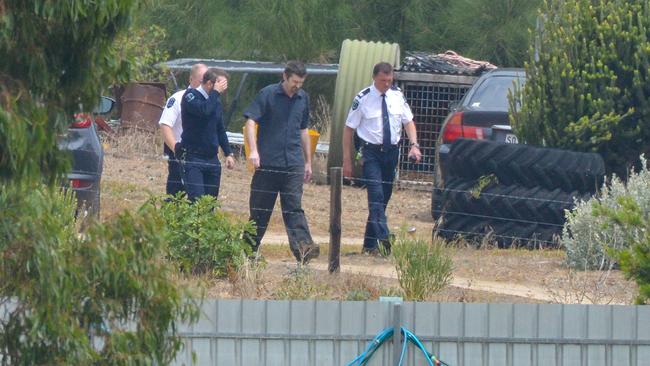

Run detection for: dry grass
[[543, 266, 635, 305], [99, 129, 638, 304], [101, 128, 163, 158]]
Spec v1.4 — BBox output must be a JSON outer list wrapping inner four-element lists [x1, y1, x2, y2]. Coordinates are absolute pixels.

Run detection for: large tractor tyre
[[480, 219, 562, 249], [444, 139, 605, 194], [444, 180, 589, 226], [436, 212, 486, 244], [447, 139, 502, 178]]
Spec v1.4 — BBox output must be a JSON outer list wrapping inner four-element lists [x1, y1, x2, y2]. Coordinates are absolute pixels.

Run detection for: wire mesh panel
[[395, 73, 476, 185]]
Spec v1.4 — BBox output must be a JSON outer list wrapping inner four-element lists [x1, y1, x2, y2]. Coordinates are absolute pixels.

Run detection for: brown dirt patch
[[101, 136, 636, 304]]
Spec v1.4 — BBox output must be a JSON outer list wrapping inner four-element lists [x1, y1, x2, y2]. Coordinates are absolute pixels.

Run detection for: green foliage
[[406, 0, 540, 66], [592, 196, 650, 305], [391, 234, 454, 301], [0, 183, 200, 364], [511, 0, 650, 177], [114, 24, 171, 82], [1, 2, 203, 363], [346, 288, 374, 301], [1, 1, 142, 118], [137, 0, 355, 62], [0, 1, 146, 183], [562, 156, 650, 270], [139, 0, 540, 66], [156, 195, 254, 277], [0, 96, 69, 184], [470, 174, 498, 199]]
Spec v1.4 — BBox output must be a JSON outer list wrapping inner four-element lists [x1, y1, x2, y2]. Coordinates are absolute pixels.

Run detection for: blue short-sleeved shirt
[[243, 82, 310, 168]]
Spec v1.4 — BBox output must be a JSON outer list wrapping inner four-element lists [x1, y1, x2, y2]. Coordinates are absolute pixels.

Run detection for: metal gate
[[395, 72, 477, 185]]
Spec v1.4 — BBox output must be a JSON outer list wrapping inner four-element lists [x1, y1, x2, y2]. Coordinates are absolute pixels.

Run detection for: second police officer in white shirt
[[158, 63, 208, 196], [342, 62, 422, 255]]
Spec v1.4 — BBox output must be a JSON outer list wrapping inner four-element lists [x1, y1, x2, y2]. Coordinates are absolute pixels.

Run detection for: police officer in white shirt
[[158, 63, 208, 195], [342, 62, 422, 255]]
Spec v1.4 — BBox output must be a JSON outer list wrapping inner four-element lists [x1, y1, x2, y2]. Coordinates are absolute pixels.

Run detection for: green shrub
[[0, 183, 199, 364], [156, 195, 254, 277], [593, 196, 650, 305], [511, 0, 650, 177], [562, 156, 650, 270], [391, 234, 454, 301]]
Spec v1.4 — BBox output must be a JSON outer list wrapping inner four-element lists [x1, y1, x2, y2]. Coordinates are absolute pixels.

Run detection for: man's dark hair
[[201, 68, 229, 84], [202, 70, 218, 84], [373, 62, 393, 76], [284, 61, 307, 78]]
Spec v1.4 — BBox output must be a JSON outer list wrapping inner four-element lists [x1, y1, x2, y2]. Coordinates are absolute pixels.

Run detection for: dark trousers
[[164, 145, 185, 196], [248, 166, 313, 257], [181, 152, 221, 201], [361, 144, 399, 249]]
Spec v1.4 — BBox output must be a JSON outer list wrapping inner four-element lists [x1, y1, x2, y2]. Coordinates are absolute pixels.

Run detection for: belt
[[184, 148, 217, 158], [361, 140, 398, 152]]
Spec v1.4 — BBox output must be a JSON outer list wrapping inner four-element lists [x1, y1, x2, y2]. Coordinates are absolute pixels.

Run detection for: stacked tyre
[[434, 139, 605, 248]]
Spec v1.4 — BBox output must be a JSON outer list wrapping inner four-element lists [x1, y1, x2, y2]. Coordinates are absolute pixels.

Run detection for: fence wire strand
[[42, 146, 586, 248]]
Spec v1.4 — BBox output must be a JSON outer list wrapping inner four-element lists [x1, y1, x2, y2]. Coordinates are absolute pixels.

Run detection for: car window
[[467, 75, 524, 111]]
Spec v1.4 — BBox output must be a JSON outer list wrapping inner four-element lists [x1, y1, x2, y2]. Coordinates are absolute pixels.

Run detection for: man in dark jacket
[[178, 68, 235, 200]]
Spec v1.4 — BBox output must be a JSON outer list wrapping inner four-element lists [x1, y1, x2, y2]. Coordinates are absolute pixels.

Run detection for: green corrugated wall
[[327, 39, 401, 172]]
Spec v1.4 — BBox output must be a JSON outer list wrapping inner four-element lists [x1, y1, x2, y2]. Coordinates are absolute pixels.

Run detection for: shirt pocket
[[363, 106, 382, 122], [387, 103, 403, 123]]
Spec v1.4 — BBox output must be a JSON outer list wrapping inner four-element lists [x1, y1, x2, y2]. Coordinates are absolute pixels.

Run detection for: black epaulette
[[390, 85, 401, 92], [351, 88, 371, 111], [356, 87, 371, 99]]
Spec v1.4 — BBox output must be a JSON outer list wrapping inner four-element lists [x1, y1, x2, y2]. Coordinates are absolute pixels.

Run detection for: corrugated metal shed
[[327, 39, 401, 172]]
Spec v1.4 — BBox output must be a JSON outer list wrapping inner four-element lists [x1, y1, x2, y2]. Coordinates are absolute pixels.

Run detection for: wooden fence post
[[328, 167, 342, 273]]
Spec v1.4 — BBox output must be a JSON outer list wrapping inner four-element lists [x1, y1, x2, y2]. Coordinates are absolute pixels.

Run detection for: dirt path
[[266, 258, 556, 303], [266, 257, 629, 305], [101, 147, 636, 304]]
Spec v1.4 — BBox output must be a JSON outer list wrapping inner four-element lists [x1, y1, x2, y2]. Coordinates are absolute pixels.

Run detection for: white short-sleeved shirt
[[158, 88, 188, 142], [345, 84, 414, 145]]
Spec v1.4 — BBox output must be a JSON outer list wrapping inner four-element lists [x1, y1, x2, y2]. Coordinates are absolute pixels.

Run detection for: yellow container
[[243, 126, 320, 172]]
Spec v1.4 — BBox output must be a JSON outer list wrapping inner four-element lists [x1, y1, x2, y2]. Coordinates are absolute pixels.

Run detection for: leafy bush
[[114, 24, 170, 83], [562, 156, 650, 269], [0, 183, 199, 364], [511, 0, 650, 177], [593, 196, 650, 305], [391, 234, 454, 301], [156, 195, 254, 277]]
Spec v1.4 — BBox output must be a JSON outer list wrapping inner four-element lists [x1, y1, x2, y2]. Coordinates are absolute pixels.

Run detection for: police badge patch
[[184, 93, 195, 102], [352, 99, 359, 111], [166, 97, 175, 108]]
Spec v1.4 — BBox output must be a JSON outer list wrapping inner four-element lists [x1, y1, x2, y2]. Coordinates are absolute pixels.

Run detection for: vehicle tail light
[[70, 179, 92, 189], [71, 113, 92, 128], [441, 111, 486, 143]]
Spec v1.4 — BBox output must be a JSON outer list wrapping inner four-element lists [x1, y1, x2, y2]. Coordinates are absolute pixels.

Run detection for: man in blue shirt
[[178, 68, 235, 201], [244, 61, 319, 264]]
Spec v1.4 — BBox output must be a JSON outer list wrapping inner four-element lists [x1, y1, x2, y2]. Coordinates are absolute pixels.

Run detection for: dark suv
[[58, 96, 114, 218], [433, 68, 525, 218]]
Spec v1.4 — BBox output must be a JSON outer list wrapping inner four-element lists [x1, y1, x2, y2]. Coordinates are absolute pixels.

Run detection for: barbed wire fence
[[63, 131, 594, 273]]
